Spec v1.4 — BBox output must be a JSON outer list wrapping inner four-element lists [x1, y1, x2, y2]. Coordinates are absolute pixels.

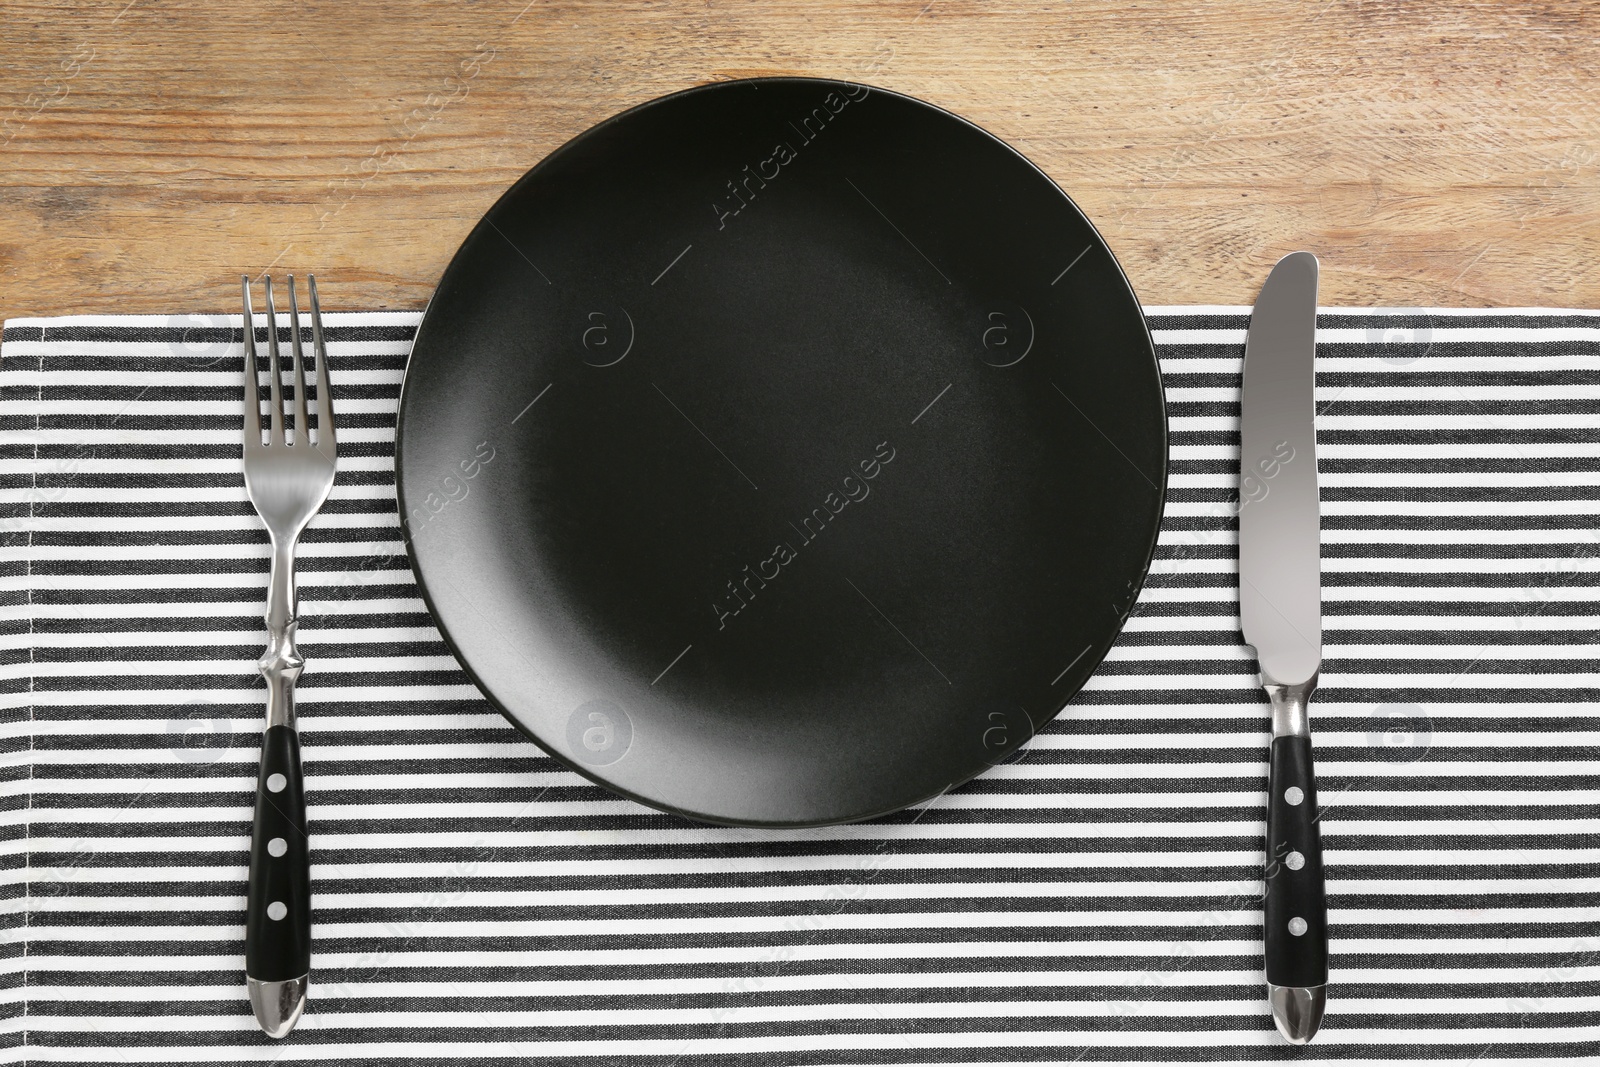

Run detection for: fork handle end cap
[[248, 974, 307, 1039]]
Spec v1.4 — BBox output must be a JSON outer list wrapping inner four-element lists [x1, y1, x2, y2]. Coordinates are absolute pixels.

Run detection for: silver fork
[[239, 274, 337, 1039]]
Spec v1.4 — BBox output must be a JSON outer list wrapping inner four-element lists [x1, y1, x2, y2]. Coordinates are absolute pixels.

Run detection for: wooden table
[[2, 0, 1596, 318]]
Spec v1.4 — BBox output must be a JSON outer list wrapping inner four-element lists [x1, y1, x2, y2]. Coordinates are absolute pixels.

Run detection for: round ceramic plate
[[397, 77, 1166, 826]]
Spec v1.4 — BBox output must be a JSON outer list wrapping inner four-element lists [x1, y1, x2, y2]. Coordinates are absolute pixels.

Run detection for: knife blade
[[1238, 250, 1328, 1044]]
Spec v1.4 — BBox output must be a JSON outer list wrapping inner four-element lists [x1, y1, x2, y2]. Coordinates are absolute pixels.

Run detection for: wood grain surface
[[1, 0, 1596, 318]]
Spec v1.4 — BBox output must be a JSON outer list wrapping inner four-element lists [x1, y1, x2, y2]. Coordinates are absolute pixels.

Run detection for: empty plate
[[397, 77, 1166, 826]]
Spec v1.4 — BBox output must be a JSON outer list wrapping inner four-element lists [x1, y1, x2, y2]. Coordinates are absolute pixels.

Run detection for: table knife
[[1238, 251, 1328, 1043]]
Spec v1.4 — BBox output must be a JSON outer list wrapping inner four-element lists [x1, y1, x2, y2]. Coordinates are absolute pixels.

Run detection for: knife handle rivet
[[1284, 786, 1304, 806], [267, 901, 288, 921], [1285, 850, 1305, 870], [267, 773, 287, 793], [1288, 916, 1308, 936], [267, 837, 287, 857]]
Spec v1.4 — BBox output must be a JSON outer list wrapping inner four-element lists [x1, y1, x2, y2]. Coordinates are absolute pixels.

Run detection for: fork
[[239, 274, 337, 1039]]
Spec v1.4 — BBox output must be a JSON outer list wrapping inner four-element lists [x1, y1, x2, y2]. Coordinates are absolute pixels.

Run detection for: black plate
[[397, 77, 1166, 826]]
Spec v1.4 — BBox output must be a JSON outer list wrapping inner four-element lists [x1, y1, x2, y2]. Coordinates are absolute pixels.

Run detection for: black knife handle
[[1263, 733, 1328, 988], [246, 725, 312, 981]]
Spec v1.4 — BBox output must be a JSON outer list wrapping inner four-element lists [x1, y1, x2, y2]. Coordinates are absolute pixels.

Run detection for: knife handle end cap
[[1269, 983, 1326, 1044]]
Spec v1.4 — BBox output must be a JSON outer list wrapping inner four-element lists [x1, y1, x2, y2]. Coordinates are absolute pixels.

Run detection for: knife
[[1238, 250, 1328, 1043]]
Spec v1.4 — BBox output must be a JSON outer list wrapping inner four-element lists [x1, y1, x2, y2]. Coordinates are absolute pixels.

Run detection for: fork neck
[[262, 535, 304, 730]]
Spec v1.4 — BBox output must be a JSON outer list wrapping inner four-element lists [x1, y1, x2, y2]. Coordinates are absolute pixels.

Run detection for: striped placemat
[[0, 307, 1597, 1064]]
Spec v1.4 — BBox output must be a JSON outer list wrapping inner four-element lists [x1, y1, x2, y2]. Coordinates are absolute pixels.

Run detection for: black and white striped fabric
[[1, 307, 1597, 1063]]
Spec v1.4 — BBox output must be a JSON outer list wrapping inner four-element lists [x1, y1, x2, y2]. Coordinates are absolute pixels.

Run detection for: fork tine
[[308, 275, 336, 459], [264, 276, 285, 446], [240, 276, 263, 451], [287, 276, 310, 446]]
